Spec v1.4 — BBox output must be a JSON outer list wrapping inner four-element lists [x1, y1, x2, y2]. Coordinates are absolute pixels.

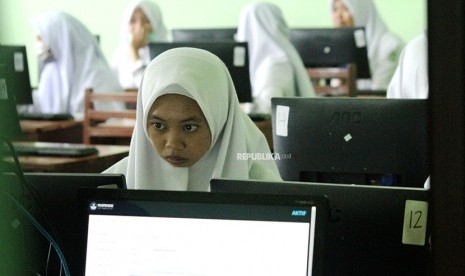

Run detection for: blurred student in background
[[31, 11, 124, 118], [111, 0, 168, 89], [331, 0, 404, 91], [104, 47, 281, 190], [387, 33, 428, 99], [236, 2, 315, 114]]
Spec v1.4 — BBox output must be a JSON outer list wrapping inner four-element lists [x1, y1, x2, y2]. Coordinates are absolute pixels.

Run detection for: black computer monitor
[[0, 172, 127, 276], [289, 27, 371, 79], [0, 45, 33, 105], [149, 42, 252, 103], [172, 28, 237, 42], [0, 63, 22, 140], [271, 97, 429, 187], [210, 178, 431, 276]]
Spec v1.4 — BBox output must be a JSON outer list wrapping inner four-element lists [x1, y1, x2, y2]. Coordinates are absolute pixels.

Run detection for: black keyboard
[[5, 143, 98, 157], [18, 112, 74, 121]]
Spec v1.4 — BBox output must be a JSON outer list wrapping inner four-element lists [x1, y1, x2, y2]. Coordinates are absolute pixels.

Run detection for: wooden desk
[[20, 119, 83, 143], [5, 142, 129, 173]]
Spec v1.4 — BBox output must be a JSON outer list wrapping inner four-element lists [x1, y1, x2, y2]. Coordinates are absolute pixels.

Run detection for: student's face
[[332, 0, 354, 27], [129, 7, 153, 35], [147, 94, 212, 167]]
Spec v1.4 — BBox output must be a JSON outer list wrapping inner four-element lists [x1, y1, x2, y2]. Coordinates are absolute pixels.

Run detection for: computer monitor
[[289, 27, 371, 79], [0, 45, 33, 105], [148, 41, 252, 103], [271, 97, 429, 187], [172, 27, 237, 42], [210, 178, 431, 276], [0, 63, 22, 140], [0, 172, 127, 275], [79, 188, 328, 276]]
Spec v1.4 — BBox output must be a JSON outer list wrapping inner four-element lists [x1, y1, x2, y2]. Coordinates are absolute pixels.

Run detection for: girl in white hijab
[[32, 11, 123, 118], [236, 2, 315, 114], [111, 0, 168, 89], [387, 33, 428, 99], [331, 0, 405, 90], [104, 47, 282, 190]]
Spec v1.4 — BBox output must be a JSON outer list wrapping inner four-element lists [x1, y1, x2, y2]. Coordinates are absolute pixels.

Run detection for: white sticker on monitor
[[233, 46, 246, 67], [402, 200, 428, 246], [353, 29, 367, 48], [0, 79, 8, 99], [14, 52, 24, 72], [275, 105, 290, 137]]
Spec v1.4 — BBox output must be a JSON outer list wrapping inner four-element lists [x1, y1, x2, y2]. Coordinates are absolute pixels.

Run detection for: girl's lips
[[165, 155, 188, 166]]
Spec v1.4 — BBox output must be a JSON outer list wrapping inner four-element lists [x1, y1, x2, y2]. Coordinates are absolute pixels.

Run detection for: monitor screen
[[0, 45, 33, 105], [210, 178, 431, 276], [172, 28, 237, 42], [148, 41, 252, 103], [271, 97, 429, 188], [289, 27, 371, 79], [79, 188, 328, 276]]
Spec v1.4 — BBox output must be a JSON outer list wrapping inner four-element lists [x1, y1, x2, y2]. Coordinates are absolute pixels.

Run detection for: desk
[[20, 119, 83, 143], [6, 142, 129, 173], [254, 119, 273, 151]]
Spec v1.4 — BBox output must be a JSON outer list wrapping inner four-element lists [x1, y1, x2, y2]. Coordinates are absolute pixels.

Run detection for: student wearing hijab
[[331, 0, 405, 91], [111, 0, 168, 89], [104, 47, 282, 190], [387, 33, 428, 99], [31, 11, 124, 118], [236, 2, 315, 114]]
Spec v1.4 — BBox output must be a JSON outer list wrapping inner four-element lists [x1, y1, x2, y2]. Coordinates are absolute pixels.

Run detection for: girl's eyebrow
[[148, 115, 204, 123]]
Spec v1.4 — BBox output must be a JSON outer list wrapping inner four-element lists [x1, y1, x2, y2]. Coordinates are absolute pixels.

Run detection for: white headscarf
[[331, 0, 404, 90], [387, 33, 428, 99], [31, 11, 123, 116], [236, 3, 315, 103], [104, 47, 282, 190]]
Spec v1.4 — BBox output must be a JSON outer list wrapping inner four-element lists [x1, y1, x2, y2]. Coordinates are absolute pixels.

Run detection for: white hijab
[[331, 0, 404, 90], [31, 11, 123, 116], [236, 2, 315, 98], [105, 47, 282, 190], [387, 33, 428, 99]]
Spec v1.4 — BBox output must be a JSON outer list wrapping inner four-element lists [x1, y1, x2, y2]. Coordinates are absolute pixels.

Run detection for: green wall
[[0, 0, 426, 86]]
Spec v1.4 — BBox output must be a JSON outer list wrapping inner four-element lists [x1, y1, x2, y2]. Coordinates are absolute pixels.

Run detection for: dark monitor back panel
[[0, 172, 126, 275], [289, 27, 371, 79], [271, 98, 429, 188], [0, 45, 33, 105], [148, 41, 252, 103], [210, 178, 431, 276], [172, 28, 237, 42], [0, 64, 23, 140]]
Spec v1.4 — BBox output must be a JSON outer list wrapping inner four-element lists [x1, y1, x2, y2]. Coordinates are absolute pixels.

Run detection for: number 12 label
[[402, 200, 429, 246]]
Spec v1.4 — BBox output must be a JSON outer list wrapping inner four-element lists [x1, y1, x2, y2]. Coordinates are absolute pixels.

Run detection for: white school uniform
[[387, 33, 428, 99], [31, 11, 123, 118], [236, 2, 315, 114], [332, 0, 405, 90], [111, 0, 168, 89], [104, 47, 282, 190]]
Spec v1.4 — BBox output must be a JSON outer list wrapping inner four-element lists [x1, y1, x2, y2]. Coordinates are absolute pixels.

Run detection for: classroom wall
[[0, 0, 426, 86]]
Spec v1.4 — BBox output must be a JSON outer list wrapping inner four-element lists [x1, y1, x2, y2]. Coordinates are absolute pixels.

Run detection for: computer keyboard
[[18, 112, 74, 121], [4, 143, 98, 157]]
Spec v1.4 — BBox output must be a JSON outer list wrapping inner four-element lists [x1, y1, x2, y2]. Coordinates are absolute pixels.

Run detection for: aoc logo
[[291, 210, 307, 216], [330, 111, 362, 124]]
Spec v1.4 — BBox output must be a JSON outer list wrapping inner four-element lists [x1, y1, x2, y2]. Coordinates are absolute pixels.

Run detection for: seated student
[[331, 0, 405, 91], [31, 11, 124, 118], [386, 33, 428, 99], [111, 0, 168, 89], [104, 47, 282, 190], [236, 2, 315, 114]]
